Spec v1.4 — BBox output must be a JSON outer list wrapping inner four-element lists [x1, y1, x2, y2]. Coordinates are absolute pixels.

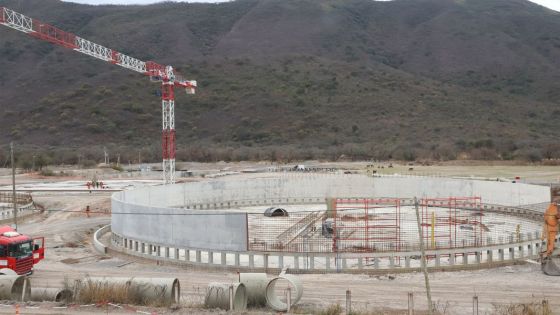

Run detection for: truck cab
[[0, 226, 44, 275]]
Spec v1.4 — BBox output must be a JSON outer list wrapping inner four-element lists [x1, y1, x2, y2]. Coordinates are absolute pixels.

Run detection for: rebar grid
[[247, 197, 541, 254]]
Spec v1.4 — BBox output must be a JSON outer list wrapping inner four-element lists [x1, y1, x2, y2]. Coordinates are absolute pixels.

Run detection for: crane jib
[[0, 7, 177, 77]]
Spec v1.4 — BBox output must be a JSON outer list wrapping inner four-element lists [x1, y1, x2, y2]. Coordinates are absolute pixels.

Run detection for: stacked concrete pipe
[[0, 275, 30, 301], [204, 282, 247, 311], [0, 268, 16, 276], [238, 273, 303, 312], [30, 288, 72, 302], [265, 274, 303, 312], [239, 273, 268, 307], [81, 277, 180, 305]]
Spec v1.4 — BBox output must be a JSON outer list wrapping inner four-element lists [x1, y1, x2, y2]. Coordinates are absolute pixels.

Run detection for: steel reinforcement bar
[[105, 200, 553, 274]]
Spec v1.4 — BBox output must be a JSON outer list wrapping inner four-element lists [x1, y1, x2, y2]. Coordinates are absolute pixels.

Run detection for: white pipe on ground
[[0, 275, 30, 301], [81, 277, 180, 305], [239, 273, 268, 307], [265, 274, 303, 312], [30, 287, 72, 302], [204, 282, 247, 311], [0, 268, 16, 276]]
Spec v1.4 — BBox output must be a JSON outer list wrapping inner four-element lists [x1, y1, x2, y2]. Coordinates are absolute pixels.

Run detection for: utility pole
[[10, 142, 17, 230], [414, 197, 432, 314], [103, 147, 109, 165]]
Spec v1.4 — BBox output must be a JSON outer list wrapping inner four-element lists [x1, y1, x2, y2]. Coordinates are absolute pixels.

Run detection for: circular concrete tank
[[110, 173, 551, 273]]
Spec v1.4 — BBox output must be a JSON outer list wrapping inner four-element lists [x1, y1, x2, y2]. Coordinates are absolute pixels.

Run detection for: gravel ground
[[0, 163, 558, 314]]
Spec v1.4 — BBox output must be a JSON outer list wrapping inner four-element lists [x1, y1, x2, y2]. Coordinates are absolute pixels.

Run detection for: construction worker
[[543, 203, 560, 258]]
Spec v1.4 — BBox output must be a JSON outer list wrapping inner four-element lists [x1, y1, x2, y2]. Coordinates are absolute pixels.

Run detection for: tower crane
[[0, 7, 196, 184]]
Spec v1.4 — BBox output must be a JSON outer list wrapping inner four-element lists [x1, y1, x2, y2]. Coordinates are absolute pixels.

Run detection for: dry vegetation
[[491, 301, 553, 315], [72, 278, 174, 307], [294, 300, 553, 315]]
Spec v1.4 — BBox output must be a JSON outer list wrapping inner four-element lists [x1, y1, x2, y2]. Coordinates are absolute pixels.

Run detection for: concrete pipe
[[83, 277, 180, 305], [0, 268, 16, 276], [0, 275, 30, 301], [239, 273, 268, 307], [30, 287, 72, 302], [204, 282, 247, 311], [265, 274, 303, 312]]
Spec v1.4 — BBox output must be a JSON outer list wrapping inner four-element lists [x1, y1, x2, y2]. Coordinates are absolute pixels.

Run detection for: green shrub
[[111, 164, 124, 172], [39, 169, 54, 176]]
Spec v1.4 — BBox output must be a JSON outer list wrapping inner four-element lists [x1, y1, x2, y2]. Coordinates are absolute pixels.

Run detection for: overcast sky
[[531, 0, 560, 11], [61, 0, 560, 12], [63, 0, 232, 3], [64, 0, 560, 12]]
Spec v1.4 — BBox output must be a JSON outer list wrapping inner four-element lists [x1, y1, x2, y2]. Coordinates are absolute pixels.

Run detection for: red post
[[161, 130, 169, 160], [111, 50, 119, 64], [169, 124, 176, 159]]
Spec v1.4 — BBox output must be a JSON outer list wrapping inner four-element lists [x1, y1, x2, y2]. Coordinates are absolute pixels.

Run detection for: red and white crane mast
[[0, 7, 196, 184]]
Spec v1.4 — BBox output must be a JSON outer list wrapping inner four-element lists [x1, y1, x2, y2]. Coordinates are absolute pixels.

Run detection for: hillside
[[0, 0, 560, 164]]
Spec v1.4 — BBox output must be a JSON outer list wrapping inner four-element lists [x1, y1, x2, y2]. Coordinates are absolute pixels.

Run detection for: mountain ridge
[[0, 0, 559, 164]]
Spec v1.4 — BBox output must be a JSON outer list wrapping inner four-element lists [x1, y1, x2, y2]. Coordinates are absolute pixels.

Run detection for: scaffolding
[[332, 198, 402, 253], [420, 197, 484, 249], [246, 196, 505, 254]]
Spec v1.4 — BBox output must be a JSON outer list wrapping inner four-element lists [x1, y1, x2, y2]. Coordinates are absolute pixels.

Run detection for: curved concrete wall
[[112, 199, 247, 251], [111, 174, 550, 252]]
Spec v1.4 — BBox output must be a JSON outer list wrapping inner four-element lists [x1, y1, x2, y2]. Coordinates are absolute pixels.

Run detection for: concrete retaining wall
[[93, 224, 111, 254]]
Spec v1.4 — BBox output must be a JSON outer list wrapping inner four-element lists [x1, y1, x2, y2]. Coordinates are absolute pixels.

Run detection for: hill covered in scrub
[[0, 0, 560, 165]]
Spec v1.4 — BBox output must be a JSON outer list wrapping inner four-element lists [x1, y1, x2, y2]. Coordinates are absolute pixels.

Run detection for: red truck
[[0, 226, 44, 275]]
